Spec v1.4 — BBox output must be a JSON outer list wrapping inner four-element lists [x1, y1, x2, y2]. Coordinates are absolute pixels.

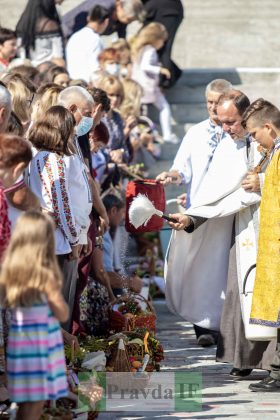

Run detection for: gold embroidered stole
[[250, 150, 280, 324]]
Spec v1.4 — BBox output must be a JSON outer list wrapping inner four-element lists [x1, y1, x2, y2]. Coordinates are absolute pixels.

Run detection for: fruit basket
[[106, 337, 150, 390], [125, 329, 164, 372], [105, 329, 164, 373], [108, 293, 156, 333]]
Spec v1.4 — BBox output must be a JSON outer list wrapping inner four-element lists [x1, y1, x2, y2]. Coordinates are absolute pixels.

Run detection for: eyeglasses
[[26, 93, 35, 107]]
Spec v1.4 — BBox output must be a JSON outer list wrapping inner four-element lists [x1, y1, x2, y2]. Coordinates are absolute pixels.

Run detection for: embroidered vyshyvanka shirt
[[65, 137, 92, 245], [29, 150, 79, 255]]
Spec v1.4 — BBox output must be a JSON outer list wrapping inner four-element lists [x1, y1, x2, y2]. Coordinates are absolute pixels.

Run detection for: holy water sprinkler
[[128, 194, 189, 232]]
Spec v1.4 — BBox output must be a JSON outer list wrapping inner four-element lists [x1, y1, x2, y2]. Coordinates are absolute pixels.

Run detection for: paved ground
[[98, 301, 280, 420], [1, 0, 280, 68]]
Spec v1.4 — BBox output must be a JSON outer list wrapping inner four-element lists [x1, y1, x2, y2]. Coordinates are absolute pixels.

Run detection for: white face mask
[[105, 63, 120, 76], [76, 109, 94, 137]]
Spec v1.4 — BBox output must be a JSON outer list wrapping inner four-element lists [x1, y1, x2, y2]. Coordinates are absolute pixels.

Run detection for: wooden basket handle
[[109, 292, 155, 314], [128, 292, 155, 314]]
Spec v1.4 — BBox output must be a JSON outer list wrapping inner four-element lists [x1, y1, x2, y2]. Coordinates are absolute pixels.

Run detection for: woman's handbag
[[242, 264, 277, 341]]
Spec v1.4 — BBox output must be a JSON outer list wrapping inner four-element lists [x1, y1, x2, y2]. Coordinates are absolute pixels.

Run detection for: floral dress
[[79, 276, 110, 336]]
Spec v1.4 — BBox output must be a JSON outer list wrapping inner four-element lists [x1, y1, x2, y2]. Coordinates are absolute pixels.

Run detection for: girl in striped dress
[[0, 211, 69, 420]]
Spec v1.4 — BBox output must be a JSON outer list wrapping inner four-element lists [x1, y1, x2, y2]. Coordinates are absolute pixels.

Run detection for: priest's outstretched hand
[[156, 170, 183, 185], [168, 213, 191, 230]]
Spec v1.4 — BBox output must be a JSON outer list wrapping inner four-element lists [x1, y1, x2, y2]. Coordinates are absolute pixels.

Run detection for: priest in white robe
[[157, 78, 233, 346]]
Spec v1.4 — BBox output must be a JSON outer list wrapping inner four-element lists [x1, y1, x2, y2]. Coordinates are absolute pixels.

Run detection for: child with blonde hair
[[131, 22, 179, 144], [0, 211, 69, 420], [0, 133, 32, 394]]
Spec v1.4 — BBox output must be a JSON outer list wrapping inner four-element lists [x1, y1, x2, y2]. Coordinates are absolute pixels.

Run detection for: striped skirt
[[7, 302, 68, 402]]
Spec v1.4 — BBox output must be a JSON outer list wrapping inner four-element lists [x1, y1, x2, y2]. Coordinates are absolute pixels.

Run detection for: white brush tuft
[[129, 194, 158, 228]]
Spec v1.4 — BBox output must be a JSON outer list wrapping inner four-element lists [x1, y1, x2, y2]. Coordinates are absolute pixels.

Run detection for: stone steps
[[147, 68, 280, 129], [166, 78, 280, 106], [148, 102, 208, 125], [177, 67, 280, 104]]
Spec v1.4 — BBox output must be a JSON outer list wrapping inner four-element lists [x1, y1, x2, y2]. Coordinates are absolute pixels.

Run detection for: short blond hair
[[0, 211, 63, 308], [205, 79, 233, 96]]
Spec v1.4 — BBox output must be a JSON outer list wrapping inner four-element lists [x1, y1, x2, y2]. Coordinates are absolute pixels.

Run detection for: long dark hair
[[16, 0, 61, 54]]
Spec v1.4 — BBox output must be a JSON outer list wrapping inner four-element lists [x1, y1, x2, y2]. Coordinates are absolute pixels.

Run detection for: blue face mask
[[105, 63, 120, 76], [76, 109, 94, 137]]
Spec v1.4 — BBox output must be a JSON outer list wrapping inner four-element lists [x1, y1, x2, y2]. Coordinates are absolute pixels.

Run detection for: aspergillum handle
[[161, 214, 189, 233]]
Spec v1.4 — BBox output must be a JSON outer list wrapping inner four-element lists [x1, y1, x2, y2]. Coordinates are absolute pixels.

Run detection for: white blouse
[[18, 31, 64, 67], [29, 149, 79, 255]]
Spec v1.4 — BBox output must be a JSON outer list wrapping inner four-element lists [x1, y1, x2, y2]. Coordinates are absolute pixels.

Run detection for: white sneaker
[[163, 134, 180, 144]]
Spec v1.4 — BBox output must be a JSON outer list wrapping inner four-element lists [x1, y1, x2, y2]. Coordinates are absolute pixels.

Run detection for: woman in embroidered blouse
[[16, 0, 65, 67], [28, 105, 80, 257]]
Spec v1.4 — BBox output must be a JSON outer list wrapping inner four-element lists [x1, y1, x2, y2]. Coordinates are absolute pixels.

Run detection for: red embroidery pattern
[[52, 157, 78, 241], [0, 186, 11, 261], [36, 154, 78, 245]]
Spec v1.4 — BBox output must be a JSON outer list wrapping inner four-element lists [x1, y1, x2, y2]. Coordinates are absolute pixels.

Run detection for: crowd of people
[[0, 0, 186, 417], [0, 0, 279, 418]]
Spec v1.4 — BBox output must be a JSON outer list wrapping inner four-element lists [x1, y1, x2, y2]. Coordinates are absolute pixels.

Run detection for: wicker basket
[[108, 293, 156, 333]]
